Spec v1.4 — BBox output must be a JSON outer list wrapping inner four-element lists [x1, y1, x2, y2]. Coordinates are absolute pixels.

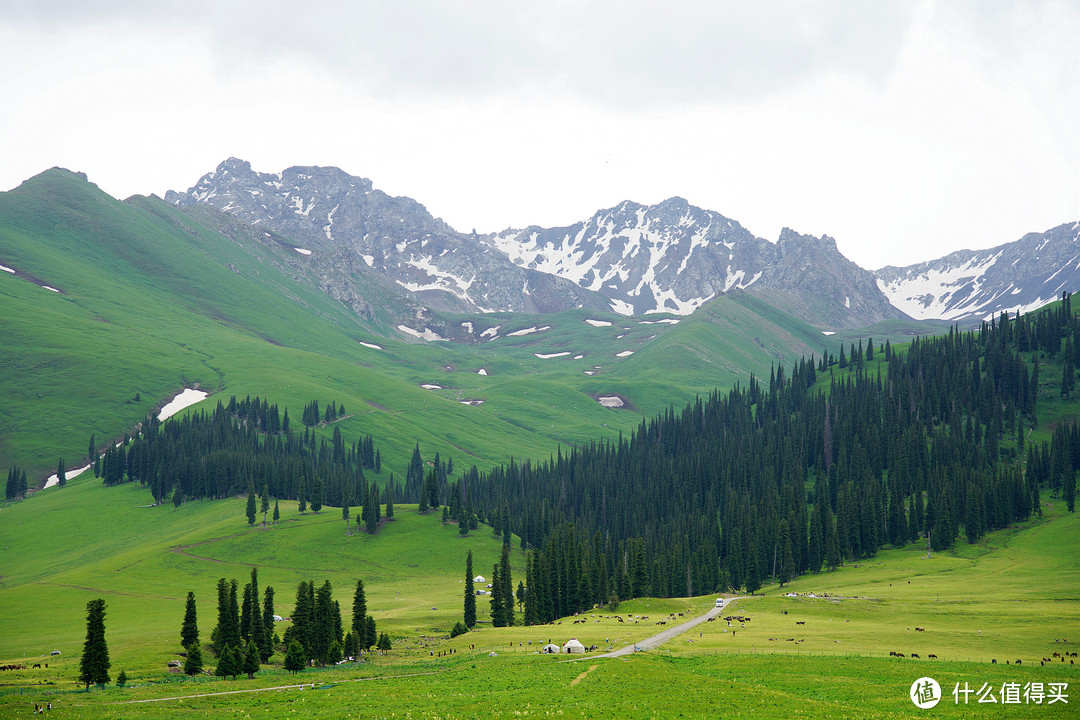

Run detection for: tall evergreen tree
[[246, 482, 257, 525], [57, 457, 66, 488], [248, 569, 267, 660], [184, 642, 203, 676], [313, 580, 334, 664], [351, 580, 367, 640], [79, 599, 110, 689], [777, 520, 794, 587], [464, 551, 477, 628], [745, 540, 761, 595], [225, 580, 241, 651], [261, 586, 275, 660], [499, 544, 514, 626], [243, 640, 260, 679], [362, 615, 377, 651], [489, 563, 505, 626], [284, 640, 306, 674], [384, 481, 395, 520], [310, 477, 323, 513], [180, 591, 199, 649], [214, 644, 237, 678], [260, 484, 270, 525]]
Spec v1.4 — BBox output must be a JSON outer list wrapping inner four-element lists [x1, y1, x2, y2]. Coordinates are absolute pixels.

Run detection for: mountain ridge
[[166, 159, 911, 329]]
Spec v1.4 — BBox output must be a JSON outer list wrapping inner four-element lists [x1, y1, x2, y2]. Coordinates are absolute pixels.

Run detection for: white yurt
[[563, 638, 586, 654], [473, 575, 486, 583], [541, 643, 560, 654]]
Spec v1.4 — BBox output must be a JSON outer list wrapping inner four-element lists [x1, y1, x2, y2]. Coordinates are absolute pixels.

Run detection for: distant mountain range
[[166, 158, 1080, 330]]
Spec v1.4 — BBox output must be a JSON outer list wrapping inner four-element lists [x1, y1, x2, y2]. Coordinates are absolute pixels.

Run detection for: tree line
[[443, 296, 1080, 622], [90, 396, 389, 512]]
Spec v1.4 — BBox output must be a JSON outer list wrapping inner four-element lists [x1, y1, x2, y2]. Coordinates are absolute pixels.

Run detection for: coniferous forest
[[91, 396, 383, 510], [446, 297, 1080, 622], [74, 297, 1080, 626]]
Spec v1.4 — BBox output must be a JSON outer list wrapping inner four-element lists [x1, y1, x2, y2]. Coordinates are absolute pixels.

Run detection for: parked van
[[715, 598, 723, 607]]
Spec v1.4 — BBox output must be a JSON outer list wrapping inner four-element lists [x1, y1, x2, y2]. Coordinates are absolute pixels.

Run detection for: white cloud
[[0, 1, 1077, 271]]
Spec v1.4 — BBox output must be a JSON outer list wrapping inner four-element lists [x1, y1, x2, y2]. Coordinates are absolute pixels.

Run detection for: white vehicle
[[715, 598, 723, 607]]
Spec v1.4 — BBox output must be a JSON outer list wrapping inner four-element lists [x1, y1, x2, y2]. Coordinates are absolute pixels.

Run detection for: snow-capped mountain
[[165, 158, 610, 316], [166, 158, 1080, 333], [875, 221, 1080, 323], [489, 198, 905, 327]]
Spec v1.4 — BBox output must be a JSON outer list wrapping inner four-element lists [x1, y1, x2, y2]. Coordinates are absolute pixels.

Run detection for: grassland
[[0, 169, 850, 485], [0, 465, 1076, 718]]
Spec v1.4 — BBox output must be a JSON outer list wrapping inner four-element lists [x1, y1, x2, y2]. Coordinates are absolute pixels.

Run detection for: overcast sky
[[2, 0, 1078, 269]]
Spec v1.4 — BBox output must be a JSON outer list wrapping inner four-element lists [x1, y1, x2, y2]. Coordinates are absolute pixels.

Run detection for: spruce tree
[[79, 598, 110, 689], [227, 580, 241, 650], [744, 541, 761, 595], [241, 583, 253, 643], [260, 485, 270, 525], [284, 640, 306, 673], [57, 457, 66, 488], [261, 586, 275, 661], [351, 580, 367, 640], [184, 642, 203, 676], [777, 520, 794, 587], [344, 630, 358, 659], [246, 482, 257, 525], [313, 580, 334, 664], [272, 500, 280, 524], [310, 477, 323, 513], [180, 591, 199, 649], [214, 645, 236, 678], [523, 552, 539, 625], [377, 633, 392, 652], [464, 551, 477, 628], [248, 569, 266, 659], [807, 504, 823, 573], [1065, 468, 1076, 513], [243, 640, 260, 679], [499, 544, 514, 626], [489, 563, 505, 626], [362, 615, 377, 651]]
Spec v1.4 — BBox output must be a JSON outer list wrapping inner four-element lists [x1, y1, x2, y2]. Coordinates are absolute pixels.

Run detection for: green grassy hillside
[[0, 467, 521, 667], [0, 169, 844, 483], [0, 471, 1074, 718]]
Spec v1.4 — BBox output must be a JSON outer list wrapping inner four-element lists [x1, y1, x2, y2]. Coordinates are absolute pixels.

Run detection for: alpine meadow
[[1, 165, 1078, 720]]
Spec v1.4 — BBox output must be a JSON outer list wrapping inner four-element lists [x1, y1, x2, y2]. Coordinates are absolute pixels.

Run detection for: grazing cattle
[[911, 653, 920, 659], [796, 621, 805, 625], [889, 651, 896, 657], [1054, 652, 1061, 657], [896, 653, 905, 658], [1016, 659, 1022, 665], [915, 627, 925, 632], [992, 659, 997, 664], [928, 654, 937, 659], [32, 663, 40, 669]]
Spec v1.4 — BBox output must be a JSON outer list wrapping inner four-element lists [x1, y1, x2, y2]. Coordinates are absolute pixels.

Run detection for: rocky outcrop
[[166, 159, 610, 318]]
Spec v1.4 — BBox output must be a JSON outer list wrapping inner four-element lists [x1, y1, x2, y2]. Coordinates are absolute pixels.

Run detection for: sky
[[1, 0, 1078, 270]]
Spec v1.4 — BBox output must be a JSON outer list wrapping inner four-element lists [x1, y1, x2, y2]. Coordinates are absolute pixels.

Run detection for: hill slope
[[0, 168, 840, 481]]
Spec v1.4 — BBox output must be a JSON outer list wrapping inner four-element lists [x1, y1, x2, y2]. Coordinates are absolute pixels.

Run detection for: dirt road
[[594, 597, 745, 658]]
